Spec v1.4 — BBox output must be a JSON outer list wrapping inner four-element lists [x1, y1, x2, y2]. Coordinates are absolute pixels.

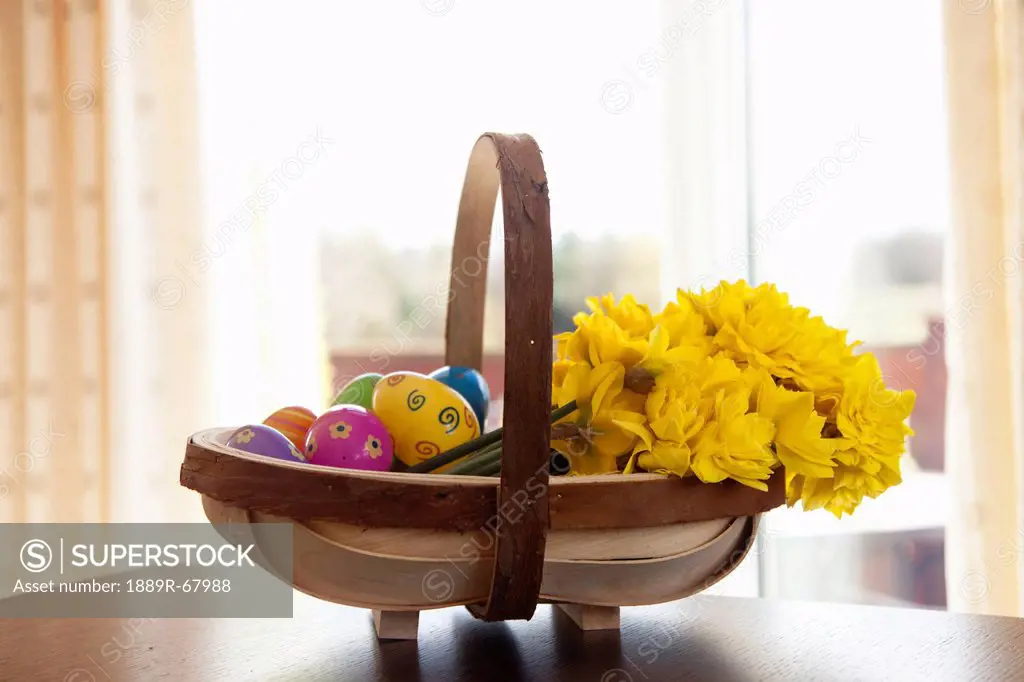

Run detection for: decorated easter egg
[[227, 424, 304, 462], [371, 372, 480, 466], [263, 406, 316, 451], [428, 366, 490, 425], [331, 373, 382, 410], [304, 405, 393, 471]]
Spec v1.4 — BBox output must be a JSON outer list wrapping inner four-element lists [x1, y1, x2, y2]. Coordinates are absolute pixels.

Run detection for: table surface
[[2, 593, 1024, 682]]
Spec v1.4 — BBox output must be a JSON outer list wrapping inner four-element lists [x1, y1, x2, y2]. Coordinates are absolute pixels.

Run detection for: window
[[747, 0, 950, 609], [193, 0, 936, 606], [193, 1, 668, 427]]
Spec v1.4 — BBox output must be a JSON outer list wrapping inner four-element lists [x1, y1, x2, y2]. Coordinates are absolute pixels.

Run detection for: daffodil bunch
[[551, 282, 916, 517]]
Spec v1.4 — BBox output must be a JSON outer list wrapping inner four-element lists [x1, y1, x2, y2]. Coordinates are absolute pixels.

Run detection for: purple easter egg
[[304, 405, 393, 471], [227, 424, 304, 462]]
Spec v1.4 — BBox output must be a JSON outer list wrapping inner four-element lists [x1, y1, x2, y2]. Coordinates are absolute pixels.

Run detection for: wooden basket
[[180, 133, 786, 639]]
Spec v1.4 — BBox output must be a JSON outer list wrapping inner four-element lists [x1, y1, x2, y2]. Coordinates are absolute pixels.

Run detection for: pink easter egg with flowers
[[303, 405, 394, 472]]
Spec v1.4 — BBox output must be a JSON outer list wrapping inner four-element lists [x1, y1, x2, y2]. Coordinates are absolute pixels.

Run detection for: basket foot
[[372, 609, 419, 640], [556, 603, 620, 631]]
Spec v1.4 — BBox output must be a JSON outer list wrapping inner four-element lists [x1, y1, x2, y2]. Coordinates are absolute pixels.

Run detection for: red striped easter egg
[[263, 406, 316, 452]]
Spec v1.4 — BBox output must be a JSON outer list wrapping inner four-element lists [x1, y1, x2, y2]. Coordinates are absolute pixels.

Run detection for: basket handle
[[444, 133, 553, 621]]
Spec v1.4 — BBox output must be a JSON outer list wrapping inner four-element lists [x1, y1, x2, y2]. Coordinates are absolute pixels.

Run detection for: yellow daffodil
[[786, 354, 915, 516], [562, 398, 648, 475], [552, 361, 623, 416], [780, 315, 860, 396], [618, 423, 693, 477], [690, 385, 778, 491], [635, 326, 704, 376], [586, 293, 654, 339], [697, 354, 746, 395], [684, 280, 756, 332], [616, 366, 706, 476], [555, 311, 646, 367], [835, 354, 916, 459], [751, 370, 837, 479], [551, 360, 646, 475], [683, 280, 859, 396], [552, 358, 574, 393], [547, 283, 915, 514], [652, 296, 711, 353]]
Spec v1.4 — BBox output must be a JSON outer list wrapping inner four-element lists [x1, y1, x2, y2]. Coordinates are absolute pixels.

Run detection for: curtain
[[0, 0, 210, 524], [0, 0, 113, 523], [943, 0, 1024, 616], [105, 0, 211, 523], [0, 0, 340, 526]]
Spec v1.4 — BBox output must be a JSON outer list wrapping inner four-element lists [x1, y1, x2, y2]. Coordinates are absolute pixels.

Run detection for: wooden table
[[2, 592, 1023, 681]]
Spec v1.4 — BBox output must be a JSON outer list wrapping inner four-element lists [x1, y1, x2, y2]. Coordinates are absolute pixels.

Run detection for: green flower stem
[[443, 443, 502, 475], [475, 459, 502, 477], [452, 451, 503, 476], [471, 440, 504, 460], [406, 400, 577, 474], [452, 448, 571, 477], [450, 442, 503, 473], [405, 429, 502, 474]]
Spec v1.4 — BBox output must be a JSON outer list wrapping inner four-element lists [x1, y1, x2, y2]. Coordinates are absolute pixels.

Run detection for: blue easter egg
[[428, 366, 490, 425]]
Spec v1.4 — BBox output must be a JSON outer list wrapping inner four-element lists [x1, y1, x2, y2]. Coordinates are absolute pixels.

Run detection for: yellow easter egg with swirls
[[371, 372, 480, 466]]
